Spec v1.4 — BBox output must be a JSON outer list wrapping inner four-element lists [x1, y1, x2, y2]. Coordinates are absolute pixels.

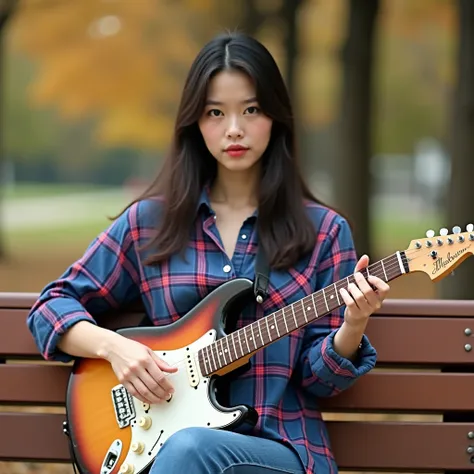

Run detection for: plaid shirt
[[27, 189, 377, 474]]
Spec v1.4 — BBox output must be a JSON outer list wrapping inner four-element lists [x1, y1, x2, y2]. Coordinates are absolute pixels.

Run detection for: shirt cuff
[[44, 313, 97, 363], [311, 330, 377, 388]]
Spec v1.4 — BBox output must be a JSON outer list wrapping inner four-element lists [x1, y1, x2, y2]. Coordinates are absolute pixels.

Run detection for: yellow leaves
[[7, 0, 457, 146], [96, 107, 175, 150], [9, 0, 217, 150]]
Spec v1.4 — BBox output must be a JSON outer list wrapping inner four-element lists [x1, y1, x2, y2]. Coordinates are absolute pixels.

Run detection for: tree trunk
[[0, 0, 17, 260], [333, 0, 379, 258], [280, 0, 301, 102], [441, 0, 474, 299]]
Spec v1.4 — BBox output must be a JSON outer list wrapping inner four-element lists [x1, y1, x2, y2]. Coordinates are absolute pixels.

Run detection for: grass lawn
[[3, 182, 113, 200]]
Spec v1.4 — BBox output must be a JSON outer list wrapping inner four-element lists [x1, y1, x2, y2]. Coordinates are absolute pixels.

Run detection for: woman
[[27, 32, 390, 474]]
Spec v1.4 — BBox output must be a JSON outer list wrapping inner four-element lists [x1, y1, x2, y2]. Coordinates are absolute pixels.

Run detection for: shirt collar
[[197, 183, 259, 219], [197, 183, 214, 216]]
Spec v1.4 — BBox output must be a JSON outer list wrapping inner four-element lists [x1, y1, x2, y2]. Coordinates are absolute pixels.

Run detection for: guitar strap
[[253, 243, 270, 304]]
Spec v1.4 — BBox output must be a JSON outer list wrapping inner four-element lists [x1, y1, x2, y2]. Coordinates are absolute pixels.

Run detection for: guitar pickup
[[185, 347, 200, 387]]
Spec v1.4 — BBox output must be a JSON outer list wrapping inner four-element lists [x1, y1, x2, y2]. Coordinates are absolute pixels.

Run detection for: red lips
[[225, 144, 248, 151]]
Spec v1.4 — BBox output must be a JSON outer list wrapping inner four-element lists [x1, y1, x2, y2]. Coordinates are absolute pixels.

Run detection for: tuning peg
[[467, 223, 474, 233], [440, 228, 449, 236], [453, 226, 461, 233], [426, 229, 435, 238]]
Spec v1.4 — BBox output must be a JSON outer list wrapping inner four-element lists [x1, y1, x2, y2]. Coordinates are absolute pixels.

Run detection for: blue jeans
[[150, 427, 305, 474]]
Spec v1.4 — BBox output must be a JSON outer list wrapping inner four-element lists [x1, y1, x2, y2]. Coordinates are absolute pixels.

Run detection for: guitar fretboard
[[198, 251, 409, 376]]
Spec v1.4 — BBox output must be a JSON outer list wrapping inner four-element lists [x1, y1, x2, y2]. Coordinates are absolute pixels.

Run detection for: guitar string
[[113, 246, 460, 394], [194, 246, 458, 373]]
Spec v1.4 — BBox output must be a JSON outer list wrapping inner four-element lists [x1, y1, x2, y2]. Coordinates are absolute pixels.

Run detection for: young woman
[[27, 32, 390, 474]]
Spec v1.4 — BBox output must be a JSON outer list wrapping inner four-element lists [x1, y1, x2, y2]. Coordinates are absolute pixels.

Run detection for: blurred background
[[0, 1, 473, 473], [1, 0, 473, 300]]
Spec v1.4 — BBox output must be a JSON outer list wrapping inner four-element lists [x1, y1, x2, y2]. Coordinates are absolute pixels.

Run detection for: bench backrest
[[1, 292, 474, 471]]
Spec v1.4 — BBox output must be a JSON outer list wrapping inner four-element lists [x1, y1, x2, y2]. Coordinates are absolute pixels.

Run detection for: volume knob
[[131, 441, 145, 454], [138, 416, 152, 430], [119, 463, 135, 474]]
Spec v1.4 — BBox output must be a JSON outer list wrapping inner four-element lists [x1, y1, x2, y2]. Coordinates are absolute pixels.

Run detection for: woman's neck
[[210, 166, 260, 210]]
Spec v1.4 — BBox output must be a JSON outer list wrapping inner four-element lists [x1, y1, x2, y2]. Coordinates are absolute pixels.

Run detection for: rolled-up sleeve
[[294, 216, 377, 398], [26, 203, 143, 362]]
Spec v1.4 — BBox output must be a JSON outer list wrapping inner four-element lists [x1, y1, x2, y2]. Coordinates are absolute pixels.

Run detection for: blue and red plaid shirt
[[27, 189, 377, 473]]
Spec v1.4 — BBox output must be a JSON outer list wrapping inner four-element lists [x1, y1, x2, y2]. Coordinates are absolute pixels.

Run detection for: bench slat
[[0, 364, 70, 404], [0, 309, 145, 358], [2, 365, 474, 414], [0, 413, 472, 470], [321, 371, 474, 412], [328, 420, 474, 471], [3, 309, 474, 365], [366, 316, 474, 365]]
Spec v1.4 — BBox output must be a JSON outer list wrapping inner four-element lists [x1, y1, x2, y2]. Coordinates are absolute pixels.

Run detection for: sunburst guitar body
[[65, 225, 474, 473]]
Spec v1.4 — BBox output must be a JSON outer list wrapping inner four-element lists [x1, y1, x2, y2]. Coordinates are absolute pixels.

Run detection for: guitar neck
[[199, 251, 409, 376]]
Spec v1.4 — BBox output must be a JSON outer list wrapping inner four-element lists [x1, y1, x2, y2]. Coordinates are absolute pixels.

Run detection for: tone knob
[[138, 416, 152, 430], [119, 463, 135, 474], [131, 441, 145, 454]]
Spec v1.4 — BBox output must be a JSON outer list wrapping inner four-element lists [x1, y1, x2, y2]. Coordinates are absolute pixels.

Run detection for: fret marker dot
[[271, 325, 275, 329], [307, 306, 311, 311]]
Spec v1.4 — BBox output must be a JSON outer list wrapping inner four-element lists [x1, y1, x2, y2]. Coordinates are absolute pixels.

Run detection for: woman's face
[[198, 70, 273, 173]]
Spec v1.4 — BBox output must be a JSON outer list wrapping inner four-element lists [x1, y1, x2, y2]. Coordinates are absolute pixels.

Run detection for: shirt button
[[241, 234, 247, 240], [223, 264, 232, 273]]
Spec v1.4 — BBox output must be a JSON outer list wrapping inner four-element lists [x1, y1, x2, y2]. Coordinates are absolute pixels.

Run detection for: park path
[[3, 189, 132, 230]]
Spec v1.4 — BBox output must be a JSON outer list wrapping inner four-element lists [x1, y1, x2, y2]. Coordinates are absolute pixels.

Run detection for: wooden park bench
[[1, 291, 473, 473]]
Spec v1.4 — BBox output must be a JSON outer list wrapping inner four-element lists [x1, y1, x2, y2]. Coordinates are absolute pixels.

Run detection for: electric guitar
[[64, 225, 474, 474]]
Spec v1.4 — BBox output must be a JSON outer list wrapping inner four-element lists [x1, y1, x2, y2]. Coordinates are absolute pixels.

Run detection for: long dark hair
[[128, 31, 326, 270]]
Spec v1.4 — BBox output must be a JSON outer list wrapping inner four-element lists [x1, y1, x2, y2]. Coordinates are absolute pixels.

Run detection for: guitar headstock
[[405, 224, 474, 281]]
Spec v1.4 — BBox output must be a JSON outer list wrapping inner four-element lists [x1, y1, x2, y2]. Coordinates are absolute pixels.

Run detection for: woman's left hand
[[339, 254, 391, 329]]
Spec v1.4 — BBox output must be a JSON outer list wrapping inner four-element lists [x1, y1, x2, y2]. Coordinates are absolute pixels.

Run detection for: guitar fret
[[380, 260, 388, 281], [334, 283, 341, 305], [274, 313, 281, 338], [243, 327, 251, 354], [203, 347, 211, 373], [211, 342, 222, 370], [250, 324, 257, 350], [301, 300, 308, 323], [219, 339, 227, 365], [265, 317, 272, 342], [230, 335, 237, 362], [257, 320, 264, 345], [311, 294, 319, 318], [291, 304, 298, 328], [225, 337, 232, 362], [322, 288, 330, 312], [237, 330, 244, 357], [283, 309, 289, 333]]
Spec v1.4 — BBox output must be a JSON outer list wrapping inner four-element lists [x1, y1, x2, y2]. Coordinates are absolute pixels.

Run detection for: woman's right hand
[[102, 335, 178, 405]]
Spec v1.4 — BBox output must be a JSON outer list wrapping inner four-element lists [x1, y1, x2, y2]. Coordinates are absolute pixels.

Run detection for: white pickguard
[[111, 330, 242, 474]]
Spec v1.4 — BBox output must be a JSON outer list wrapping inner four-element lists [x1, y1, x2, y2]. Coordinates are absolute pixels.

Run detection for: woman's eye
[[245, 106, 260, 115], [207, 109, 222, 117]]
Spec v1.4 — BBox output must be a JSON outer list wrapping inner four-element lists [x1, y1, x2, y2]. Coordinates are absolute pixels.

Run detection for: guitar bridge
[[111, 384, 136, 429]]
